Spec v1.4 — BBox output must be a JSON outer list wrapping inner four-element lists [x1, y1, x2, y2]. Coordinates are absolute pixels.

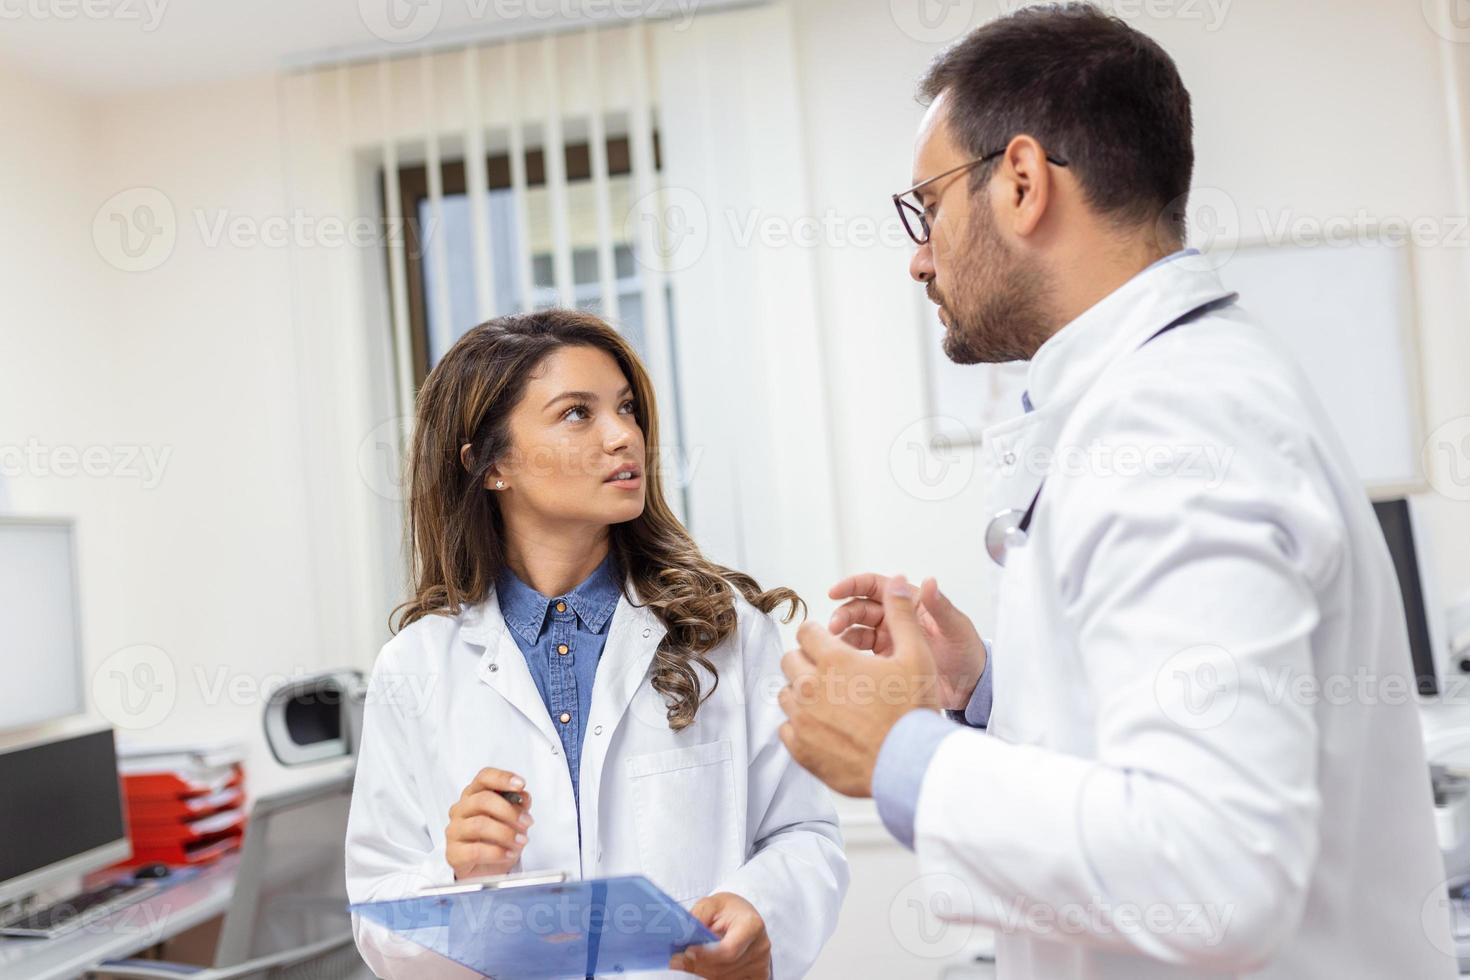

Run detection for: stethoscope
[[984, 487, 1042, 567], [981, 292, 1239, 568]]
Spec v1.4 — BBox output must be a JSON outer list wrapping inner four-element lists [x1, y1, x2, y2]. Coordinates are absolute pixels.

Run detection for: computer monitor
[[1373, 498, 1438, 696], [0, 728, 130, 908], [0, 517, 84, 730]]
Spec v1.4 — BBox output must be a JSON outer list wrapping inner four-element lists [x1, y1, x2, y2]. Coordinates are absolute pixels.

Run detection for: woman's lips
[[604, 467, 643, 489]]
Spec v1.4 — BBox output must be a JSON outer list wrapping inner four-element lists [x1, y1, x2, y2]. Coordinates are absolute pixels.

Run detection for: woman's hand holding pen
[[445, 768, 534, 880]]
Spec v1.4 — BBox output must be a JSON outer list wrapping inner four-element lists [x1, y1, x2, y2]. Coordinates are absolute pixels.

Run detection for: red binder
[[126, 787, 243, 825], [113, 743, 249, 871], [120, 832, 243, 868], [121, 763, 243, 802], [129, 808, 245, 846]]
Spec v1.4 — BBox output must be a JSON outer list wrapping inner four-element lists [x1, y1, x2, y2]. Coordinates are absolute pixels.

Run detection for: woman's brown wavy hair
[[393, 308, 803, 731]]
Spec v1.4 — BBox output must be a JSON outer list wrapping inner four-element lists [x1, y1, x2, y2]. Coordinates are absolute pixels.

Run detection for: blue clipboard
[[350, 873, 719, 979]]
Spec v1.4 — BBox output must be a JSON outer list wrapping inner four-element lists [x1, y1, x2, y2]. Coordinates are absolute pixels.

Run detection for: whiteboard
[[1217, 240, 1424, 493], [921, 241, 1426, 493]]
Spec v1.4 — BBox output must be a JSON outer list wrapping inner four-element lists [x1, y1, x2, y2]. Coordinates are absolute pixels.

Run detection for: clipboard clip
[[417, 869, 571, 898]]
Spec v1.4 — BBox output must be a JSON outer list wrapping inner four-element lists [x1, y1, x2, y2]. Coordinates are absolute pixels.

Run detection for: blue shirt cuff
[[944, 640, 993, 729], [872, 709, 958, 850]]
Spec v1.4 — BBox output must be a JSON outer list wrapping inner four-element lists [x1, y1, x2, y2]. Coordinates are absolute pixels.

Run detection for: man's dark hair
[[919, 3, 1194, 242]]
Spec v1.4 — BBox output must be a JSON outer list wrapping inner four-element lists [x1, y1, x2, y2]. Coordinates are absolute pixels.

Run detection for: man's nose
[[909, 243, 935, 283]]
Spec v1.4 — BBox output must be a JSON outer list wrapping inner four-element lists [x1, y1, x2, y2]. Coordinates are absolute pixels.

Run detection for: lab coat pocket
[[625, 738, 742, 903]]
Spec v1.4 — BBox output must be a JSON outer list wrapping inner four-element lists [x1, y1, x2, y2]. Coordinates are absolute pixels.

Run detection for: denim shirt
[[495, 554, 622, 812]]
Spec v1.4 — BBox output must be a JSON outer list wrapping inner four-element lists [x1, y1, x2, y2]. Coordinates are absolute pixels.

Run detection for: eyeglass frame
[[892, 147, 1070, 246]]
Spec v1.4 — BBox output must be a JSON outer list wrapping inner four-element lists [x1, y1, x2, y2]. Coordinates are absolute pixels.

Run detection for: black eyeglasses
[[892, 148, 1069, 246]]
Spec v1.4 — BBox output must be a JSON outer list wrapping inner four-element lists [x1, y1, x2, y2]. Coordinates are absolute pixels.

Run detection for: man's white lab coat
[[912, 256, 1455, 978]]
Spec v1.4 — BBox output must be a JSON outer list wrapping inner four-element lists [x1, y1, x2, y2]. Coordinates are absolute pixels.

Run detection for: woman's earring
[[494, 480, 506, 490]]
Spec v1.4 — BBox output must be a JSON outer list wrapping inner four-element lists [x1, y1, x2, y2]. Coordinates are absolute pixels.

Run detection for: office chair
[[91, 775, 372, 980]]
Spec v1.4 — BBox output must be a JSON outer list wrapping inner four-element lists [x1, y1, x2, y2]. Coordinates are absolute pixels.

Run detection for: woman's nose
[[602, 414, 638, 453]]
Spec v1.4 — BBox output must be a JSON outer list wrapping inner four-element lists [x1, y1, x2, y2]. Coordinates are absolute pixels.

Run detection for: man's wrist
[[944, 640, 993, 729], [942, 642, 990, 710], [945, 669, 983, 711], [872, 709, 957, 850]]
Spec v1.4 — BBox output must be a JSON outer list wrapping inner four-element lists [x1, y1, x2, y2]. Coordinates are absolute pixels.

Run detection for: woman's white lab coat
[[345, 581, 848, 979]]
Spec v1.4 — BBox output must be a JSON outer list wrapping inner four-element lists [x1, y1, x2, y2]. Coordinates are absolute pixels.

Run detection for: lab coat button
[[642, 628, 652, 638], [594, 725, 603, 736]]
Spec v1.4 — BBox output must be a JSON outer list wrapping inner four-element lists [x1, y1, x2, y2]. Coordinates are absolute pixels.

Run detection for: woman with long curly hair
[[346, 309, 848, 979]]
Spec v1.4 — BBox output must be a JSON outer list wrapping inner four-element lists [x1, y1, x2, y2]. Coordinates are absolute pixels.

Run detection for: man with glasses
[[777, 5, 1454, 978]]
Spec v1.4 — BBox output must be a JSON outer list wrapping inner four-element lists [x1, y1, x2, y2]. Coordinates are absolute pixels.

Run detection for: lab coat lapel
[[585, 584, 667, 745], [577, 584, 667, 869], [981, 259, 1236, 518], [461, 589, 562, 750], [1026, 257, 1236, 408], [980, 403, 1063, 522]]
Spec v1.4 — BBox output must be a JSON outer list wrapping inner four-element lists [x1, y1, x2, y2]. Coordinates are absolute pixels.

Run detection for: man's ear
[[998, 134, 1053, 239]]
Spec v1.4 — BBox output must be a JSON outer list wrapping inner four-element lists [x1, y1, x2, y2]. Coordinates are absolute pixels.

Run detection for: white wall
[[0, 55, 108, 629], [0, 61, 355, 796], [0, 56, 131, 770], [95, 75, 369, 794]]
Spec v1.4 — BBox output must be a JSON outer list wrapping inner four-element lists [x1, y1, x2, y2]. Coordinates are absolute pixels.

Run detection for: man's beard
[[929, 203, 1053, 365]]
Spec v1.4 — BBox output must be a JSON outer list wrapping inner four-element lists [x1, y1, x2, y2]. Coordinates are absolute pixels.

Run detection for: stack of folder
[[115, 741, 247, 868]]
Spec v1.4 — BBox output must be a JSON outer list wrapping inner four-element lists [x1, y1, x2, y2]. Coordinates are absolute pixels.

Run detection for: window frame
[[388, 133, 662, 387]]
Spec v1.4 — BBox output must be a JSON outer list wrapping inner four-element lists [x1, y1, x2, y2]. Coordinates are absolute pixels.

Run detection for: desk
[[0, 855, 240, 980]]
